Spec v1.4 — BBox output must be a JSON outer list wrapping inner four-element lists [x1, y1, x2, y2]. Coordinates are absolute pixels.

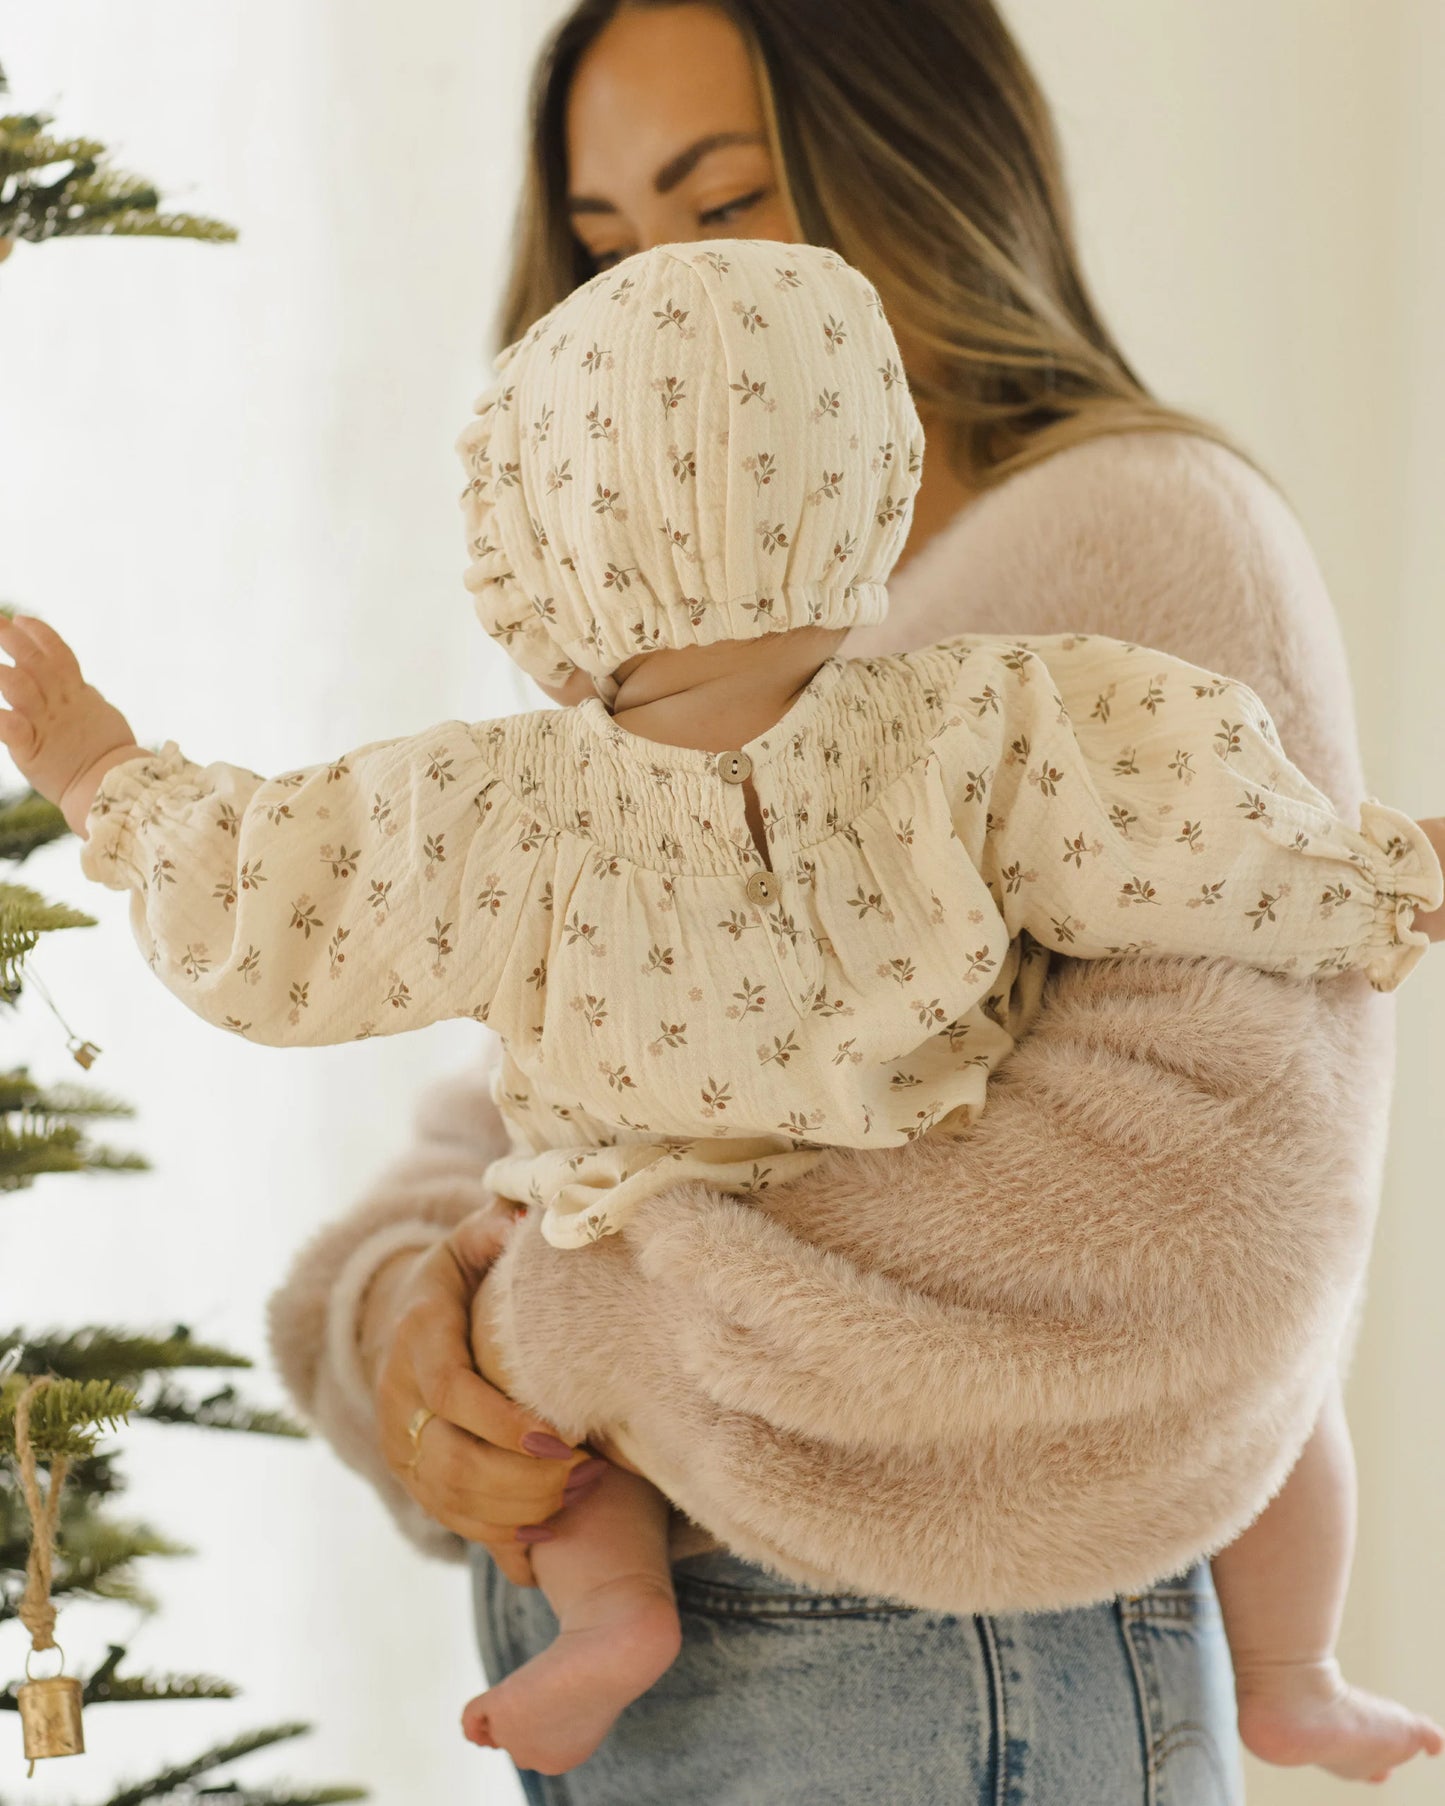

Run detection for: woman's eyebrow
[[568, 130, 766, 215]]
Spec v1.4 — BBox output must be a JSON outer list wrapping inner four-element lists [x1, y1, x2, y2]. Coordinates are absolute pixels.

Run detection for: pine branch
[[0, 1068, 138, 1118], [90, 1672, 241, 1708], [55, 1512, 190, 1600], [0, 1337, 302, 1435], [0, 111, 236, 246], [0, 1120, 149, 1187], [0, 1518, 183, 1623], [0, 788, 70, 860], [0, 1662, 237, 1716], [2, 1327, 257, 1381], [0, 1375, 135, 1458], [179, 1789, 367, 1804], [0, 880, 96, 988], [96, 1723, 322, 1806], [136, 1382, 305, 1440]]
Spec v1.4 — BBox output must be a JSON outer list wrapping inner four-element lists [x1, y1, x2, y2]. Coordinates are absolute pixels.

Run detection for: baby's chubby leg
[[461, 1265, 682, 1775], [1211, 1376, 1443, 1784]]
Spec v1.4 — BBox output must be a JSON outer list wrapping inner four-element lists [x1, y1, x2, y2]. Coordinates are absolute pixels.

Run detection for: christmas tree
[[0, 63, 235, 254], [0, 58, 364, 1804]]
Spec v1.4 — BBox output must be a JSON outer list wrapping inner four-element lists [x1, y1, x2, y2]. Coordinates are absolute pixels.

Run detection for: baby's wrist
[[61, 742, 150, 838]]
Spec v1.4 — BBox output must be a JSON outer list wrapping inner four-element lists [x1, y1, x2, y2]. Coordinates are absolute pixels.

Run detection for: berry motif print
[[80, 632, 1441, 1251]]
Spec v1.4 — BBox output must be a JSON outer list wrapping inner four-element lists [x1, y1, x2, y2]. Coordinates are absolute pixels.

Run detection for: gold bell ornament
[[11, 1376, 87, 1777], [17, 1647, 85, 1769]]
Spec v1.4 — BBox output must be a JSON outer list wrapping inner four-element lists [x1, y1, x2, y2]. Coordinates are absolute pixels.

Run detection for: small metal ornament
[[17, 1645, 85, 1776], [13, 962, 101, 1067]]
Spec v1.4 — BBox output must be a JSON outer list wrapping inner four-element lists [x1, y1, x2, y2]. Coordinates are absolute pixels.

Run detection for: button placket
[[714, 748, 772, 901]]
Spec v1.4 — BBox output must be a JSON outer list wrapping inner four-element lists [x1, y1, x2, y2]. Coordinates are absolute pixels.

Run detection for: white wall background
[[0, 3, 1440, 1803]]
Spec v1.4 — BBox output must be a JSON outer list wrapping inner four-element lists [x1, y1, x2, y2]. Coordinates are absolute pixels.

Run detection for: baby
[[3, 238, 1443, 1785]]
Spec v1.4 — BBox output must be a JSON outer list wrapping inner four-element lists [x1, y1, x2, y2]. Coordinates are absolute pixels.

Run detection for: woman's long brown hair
[[496, 0, 1245, 487]]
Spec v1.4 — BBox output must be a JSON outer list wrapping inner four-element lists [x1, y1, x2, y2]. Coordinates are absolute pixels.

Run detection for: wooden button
[[716, 749, 753, 784], [744, 870, 778, 906]]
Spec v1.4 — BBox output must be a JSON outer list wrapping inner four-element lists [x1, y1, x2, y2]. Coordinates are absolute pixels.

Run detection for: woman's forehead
[[564, 6, 771, 200]]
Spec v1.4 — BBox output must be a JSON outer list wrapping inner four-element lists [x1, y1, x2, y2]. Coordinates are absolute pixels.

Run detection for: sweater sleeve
[[263, 1042, 513, 1564], [941, 634, 1442, 993], [78, 720, 531, 1047]]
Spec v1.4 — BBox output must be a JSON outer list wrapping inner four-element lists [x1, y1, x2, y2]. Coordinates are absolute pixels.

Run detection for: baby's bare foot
[[1236, 1657, 1445, 1783], [460, 1575, 682, 1775]]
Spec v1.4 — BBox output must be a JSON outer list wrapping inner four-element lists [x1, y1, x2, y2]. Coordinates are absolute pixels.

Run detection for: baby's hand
[[1417, 817, 1445, 941], [0, 613, 146, 835]]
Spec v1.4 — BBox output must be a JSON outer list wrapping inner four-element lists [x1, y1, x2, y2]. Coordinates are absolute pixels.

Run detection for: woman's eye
[[699, 188, 770, 227]]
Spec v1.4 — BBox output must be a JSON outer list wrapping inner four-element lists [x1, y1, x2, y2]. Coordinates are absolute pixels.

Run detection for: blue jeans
[[469, 1543, 1244, 1805]]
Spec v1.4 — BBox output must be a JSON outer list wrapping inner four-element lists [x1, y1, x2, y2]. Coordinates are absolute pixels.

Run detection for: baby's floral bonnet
[[455, 236, 925, 702]]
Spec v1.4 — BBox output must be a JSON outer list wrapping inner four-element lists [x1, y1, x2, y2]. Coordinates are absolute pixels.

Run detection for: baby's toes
[[460, 1694, 497, 1747]]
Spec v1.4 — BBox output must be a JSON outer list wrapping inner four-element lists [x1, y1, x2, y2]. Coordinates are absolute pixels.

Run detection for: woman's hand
[[0, 613, 147, 834], [359, 1204, 605, 1588]]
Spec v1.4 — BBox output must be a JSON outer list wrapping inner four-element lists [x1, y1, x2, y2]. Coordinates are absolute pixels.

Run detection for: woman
[[268, 4, 1393, 1800]]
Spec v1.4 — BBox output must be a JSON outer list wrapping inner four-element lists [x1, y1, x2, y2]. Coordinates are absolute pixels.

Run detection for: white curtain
[[1, 4, 1439, 1803]]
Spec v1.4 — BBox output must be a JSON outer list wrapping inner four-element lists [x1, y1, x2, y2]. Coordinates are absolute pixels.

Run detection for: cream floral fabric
[[456, 238, 923, 699], [80, 631, 1441, 1250]]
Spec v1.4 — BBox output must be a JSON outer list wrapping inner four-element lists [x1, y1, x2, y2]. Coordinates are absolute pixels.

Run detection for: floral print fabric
[[456, 238, 924, 696], [79, 631, 1441, 1250]]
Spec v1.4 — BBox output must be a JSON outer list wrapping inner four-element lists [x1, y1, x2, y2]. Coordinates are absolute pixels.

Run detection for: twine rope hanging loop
[[14, 1375, 70, 1653]]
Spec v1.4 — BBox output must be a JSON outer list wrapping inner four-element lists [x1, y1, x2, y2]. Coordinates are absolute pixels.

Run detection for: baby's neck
[[605, 626, 851, 752]]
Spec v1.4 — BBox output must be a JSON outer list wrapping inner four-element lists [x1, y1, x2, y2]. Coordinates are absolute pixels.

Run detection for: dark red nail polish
[[522, 1431, 578, 1459]]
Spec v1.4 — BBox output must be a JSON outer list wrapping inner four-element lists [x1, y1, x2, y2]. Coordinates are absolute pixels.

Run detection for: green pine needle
[[178, 1789, 368, 1805], [0, 1069, 138, 1118], [0, 880, 97, 989], [0, 1123, 150, 1188], [97, 1722, 320, 1806], [2, 1327, 256, 1380], [0, 788, 71, 859], [137, 1382, 306, 1440], [0, 1374, 135, 1458], [85, 1669, 239, 1707], [0, 111, 237, 246], [53, 1512, 193, 1599]]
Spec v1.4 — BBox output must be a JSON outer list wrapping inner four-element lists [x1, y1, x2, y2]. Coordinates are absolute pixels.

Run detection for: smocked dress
[[78, 629, 1442, 1250]]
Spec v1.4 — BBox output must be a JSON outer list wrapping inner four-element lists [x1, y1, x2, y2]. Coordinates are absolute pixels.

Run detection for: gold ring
[[402, 1405, 437, 1473]]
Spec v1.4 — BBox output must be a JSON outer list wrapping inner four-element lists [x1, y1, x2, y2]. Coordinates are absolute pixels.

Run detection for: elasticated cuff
[[78, 741, 193, 890], [1355, 799, 1444, 992]]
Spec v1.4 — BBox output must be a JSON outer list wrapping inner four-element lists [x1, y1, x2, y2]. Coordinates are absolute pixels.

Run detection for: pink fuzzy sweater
[[266, 429, 1393, 1610]]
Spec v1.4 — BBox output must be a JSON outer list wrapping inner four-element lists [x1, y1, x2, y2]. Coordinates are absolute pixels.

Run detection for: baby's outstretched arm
[[944, 635, 1445, 992], [0, 611, 521, 1047]]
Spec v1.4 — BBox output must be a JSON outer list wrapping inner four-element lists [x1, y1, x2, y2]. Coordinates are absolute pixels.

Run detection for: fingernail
[[521, 1431, 578, 1459], [566, 1457, 609, 1486], [563, 1474, 603, 1502], [515, 1525, 556, 1544]]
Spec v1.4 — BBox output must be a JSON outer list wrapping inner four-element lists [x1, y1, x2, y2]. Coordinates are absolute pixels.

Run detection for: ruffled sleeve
[[78, 719, 543, 1044], [939, 633, 1443, 994]]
